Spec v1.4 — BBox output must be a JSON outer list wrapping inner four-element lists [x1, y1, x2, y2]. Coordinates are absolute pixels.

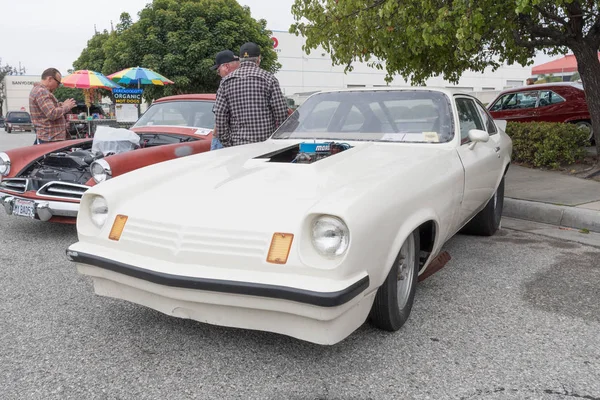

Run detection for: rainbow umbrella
[[107, 67, 174, 87], [62, 69, 122, 90], [61, 70, 121, 118]]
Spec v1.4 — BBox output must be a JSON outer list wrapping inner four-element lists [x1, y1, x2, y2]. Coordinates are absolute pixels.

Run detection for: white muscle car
[[66, 88, 512, 345]]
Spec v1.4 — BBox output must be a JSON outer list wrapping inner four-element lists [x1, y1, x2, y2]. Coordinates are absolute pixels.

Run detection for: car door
[[455, 96, 505, 224], [488, 90, 540, 122]]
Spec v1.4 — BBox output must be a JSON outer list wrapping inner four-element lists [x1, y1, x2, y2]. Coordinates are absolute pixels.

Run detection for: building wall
[[270, 30, 532, 98]]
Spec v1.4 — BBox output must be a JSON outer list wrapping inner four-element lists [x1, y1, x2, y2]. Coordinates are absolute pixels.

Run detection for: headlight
[[311, 215, 349, 257], [90, 196, 109, 228], [0, 153, 11, 176], [90, 159, 112, 183]]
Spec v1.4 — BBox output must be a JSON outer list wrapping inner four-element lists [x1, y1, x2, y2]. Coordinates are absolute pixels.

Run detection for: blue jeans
[[211, 137, 224, 150]]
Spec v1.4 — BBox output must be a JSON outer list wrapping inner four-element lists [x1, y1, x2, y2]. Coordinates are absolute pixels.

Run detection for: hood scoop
[[253, 142, 353, 164]]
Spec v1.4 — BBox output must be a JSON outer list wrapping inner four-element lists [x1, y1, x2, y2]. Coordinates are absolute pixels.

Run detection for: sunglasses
[[52, 76, 62, 86]]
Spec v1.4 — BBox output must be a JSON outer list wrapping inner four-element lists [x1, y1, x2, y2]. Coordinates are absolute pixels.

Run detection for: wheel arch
[[377, 211, 440, 287]]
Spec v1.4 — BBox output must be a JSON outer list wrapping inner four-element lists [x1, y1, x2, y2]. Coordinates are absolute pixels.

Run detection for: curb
[[503, 198, 600, 233]]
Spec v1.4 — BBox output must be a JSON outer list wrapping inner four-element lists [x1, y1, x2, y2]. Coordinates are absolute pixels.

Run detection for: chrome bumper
[[0, 193, 79, 221]]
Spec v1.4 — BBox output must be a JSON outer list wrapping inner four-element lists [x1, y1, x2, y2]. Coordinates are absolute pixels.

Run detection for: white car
[[66, 88, 512, 345]]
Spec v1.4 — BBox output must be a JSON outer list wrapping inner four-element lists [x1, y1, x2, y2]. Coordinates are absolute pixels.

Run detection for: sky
[[0, 0, 558, 77]]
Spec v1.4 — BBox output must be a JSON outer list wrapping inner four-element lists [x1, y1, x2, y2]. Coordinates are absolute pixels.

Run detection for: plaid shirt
[[213, 62, 288, 147], [29, 83, 70, 141]]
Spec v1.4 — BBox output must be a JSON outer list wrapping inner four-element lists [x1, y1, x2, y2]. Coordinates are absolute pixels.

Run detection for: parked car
[[4, 111, 33, 133], [487, 82, 594, 143], [0, 94, 216, 223], [67, 87, 512, 345]]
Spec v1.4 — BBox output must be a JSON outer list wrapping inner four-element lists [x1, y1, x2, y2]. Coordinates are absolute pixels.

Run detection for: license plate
[[13, 198, 35, 219]]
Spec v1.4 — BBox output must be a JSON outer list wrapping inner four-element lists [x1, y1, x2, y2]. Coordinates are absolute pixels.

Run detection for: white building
[[1, 75, 38, 114], [270, 30, 532, 104]]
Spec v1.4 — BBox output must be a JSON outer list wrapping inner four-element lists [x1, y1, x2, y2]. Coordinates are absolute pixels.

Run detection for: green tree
[[535, 73, 562, 83], [53, 86, 85, 103], [0, 59, 17, 116], [290, 0, 600, 158], [96, 0, 279, 102], [73, 30, 111, 73]]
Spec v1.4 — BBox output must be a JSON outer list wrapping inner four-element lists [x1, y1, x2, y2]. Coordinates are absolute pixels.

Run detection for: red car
[[487, 82, 594, 143], [0, 94, 215, 223]]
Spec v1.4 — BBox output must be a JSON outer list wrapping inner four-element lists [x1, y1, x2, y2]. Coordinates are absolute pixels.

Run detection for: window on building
[[505, 80, 524, 88]]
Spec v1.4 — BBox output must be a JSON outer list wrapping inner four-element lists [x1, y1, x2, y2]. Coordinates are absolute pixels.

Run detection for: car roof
[[312, 86, 478, 100], [496, 82, 584, 95], [154, 94, 216, 103]]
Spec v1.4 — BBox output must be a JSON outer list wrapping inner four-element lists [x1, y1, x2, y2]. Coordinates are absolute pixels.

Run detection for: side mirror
[[468, 129, 490, 150]]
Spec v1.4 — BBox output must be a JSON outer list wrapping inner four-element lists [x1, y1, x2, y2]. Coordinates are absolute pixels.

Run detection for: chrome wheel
[[397, 233, 416, 310], [575, 121, 593, 142]]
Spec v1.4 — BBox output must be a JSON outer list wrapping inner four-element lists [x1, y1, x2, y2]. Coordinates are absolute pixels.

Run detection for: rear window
[[7, 112, 31, 121]]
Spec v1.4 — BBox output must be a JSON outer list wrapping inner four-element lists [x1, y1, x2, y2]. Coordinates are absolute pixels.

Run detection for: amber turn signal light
[[108, 215, 128, 241], [266, 233, 294, 264]]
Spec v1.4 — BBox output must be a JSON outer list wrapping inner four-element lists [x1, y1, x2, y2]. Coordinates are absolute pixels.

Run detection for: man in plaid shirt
[[213, 42, 289, 147], [29, 68, 76, 144]]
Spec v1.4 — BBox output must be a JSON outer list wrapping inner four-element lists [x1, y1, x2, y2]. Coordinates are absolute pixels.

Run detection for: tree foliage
[[73, 0, 279, 102], [53, 86, 85, 103], [290, 1, 600, 157]]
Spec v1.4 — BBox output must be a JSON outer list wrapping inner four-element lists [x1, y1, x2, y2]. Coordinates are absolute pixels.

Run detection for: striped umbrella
[[61, 70, 122, 90], [107, 67, 174, 87]]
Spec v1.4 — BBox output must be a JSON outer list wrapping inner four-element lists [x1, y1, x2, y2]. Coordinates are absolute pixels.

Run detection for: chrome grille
[[0, 178, 27, 193], [37, 182, 88, 199]]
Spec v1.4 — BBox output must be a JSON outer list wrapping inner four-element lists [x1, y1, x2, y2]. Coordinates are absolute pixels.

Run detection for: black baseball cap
[[240, 42, 261, 58], [210, 50, 239, 70]]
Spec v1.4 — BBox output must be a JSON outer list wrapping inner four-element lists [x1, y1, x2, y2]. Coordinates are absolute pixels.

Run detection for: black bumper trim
[[67, 250, 369, 307]]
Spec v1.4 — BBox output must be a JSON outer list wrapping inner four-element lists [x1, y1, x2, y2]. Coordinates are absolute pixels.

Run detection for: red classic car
[[487, 82, 594, 143], [0, 94, 216, 223]]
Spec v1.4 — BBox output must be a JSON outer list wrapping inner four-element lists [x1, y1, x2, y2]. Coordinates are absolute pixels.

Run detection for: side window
[[475, 102, 497, 135], [456, 98, 485, 144], [538, 90, 566, 107], [489, 95, 510, 111], [515, 91, 539, 109]]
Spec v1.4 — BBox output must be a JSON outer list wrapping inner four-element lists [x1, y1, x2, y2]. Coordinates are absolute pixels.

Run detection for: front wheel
[[6, 127, 11, 133], [369, 230, 420, 331], [460, 176, 505, 236]]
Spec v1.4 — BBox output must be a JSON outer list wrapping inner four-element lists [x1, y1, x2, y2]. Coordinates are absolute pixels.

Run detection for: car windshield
[[8, 112, 31, 121], [272, 90, 454, 143], [133, 100, 215, 129]]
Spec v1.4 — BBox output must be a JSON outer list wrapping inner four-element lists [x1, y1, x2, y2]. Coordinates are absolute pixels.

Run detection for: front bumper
[[0, 192, 79, 221], [67, 244, 373, 345]]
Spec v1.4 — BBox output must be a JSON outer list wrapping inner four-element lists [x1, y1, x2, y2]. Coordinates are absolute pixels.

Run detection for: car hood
[[130, 125, 213, 136], [99, 140, 451, 229]]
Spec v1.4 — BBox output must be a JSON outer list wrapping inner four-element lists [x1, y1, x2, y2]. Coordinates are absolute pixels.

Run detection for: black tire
[[460, 176, 505, 236], [6, 127, 11, 133], [369, 230, 420, 331]]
